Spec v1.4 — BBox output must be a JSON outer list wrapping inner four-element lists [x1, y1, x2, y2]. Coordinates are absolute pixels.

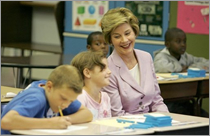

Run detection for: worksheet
[[31, 125, 87, 134]]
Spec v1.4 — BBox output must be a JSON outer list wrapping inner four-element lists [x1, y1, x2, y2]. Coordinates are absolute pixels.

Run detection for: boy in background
[[71, 51, 112, 120], [153, 27, 209, 117], [86, 31, 109, 56], [1, 65, 93, 134], [154, 27, 209, 73]]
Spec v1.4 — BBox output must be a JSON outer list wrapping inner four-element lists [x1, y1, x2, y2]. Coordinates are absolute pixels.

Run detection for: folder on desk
[[143, 114, 172, 127]]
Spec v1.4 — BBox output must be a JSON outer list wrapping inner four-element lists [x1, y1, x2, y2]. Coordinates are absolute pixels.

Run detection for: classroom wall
[[63, 1, 169, 58], [64, 1, 209, 59]]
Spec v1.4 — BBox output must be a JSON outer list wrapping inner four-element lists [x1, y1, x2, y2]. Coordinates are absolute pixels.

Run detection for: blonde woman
[[101, 7, 169, 117]]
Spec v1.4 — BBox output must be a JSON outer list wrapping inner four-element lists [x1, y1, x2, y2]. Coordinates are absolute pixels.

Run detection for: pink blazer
[[102, 49, 168, 116]]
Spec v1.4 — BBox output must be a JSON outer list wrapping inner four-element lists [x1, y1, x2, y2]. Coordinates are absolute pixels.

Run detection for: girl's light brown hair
[[71, 51, 106, 80]]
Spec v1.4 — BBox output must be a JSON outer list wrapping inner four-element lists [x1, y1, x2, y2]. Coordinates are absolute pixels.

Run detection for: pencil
[[58, 106, 63, 117]]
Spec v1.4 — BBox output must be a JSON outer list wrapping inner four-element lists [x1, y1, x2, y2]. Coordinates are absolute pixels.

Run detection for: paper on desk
[[172, 121, 200, 126], [156, 75, 178, 81], [98, 113, 172, 128], [5, 92, 17, 98], [146, 113, 170, 117], [121, 113, 167, 118], [92, 118, 134, 128], [121, 113, 180, 123], [31, 125, 87, 134], [120, 115, 146, 123]]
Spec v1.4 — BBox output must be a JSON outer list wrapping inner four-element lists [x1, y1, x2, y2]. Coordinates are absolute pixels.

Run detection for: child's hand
[[182, 66, 188, 72], [50, 116, 72, 129], [203, 66, 209, 71]]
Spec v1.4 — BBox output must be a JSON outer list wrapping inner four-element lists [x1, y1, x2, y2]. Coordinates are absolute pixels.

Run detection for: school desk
[[156, 73, 209, 116], [196, 77, 209, 116], [1, 54, 75, 88], [10, 112, 209, 135], [1, 86, 23, 103]]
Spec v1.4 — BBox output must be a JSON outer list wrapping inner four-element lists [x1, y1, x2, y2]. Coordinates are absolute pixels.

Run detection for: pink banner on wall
[[177, 1, 209, 35]]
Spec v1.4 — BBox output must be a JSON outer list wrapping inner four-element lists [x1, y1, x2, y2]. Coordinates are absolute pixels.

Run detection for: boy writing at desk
[[1, 65, 93, 134]]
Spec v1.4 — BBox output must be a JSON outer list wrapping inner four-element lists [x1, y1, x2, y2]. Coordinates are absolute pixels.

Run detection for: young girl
[[71, 51, 112, 120]]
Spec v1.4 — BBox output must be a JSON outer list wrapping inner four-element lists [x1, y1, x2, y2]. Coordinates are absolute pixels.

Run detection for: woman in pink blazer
[[101, 7, 169, 117]]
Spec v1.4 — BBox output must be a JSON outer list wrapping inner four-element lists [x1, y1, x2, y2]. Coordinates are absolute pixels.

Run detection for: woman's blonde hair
[[101, 7, 139, 44], [47, 65, 83, 94]]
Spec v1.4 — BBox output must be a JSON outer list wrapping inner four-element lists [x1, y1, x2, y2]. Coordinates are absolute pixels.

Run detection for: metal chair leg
[[13, 68, 17, 88], [22, 68, 32, 88]]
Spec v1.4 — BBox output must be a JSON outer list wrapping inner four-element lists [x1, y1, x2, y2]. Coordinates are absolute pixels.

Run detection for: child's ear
[[46, 81, 53, 92], [86, 45, 91, 50], [83, 68, 91, 78], [165, 41, 170, 48]]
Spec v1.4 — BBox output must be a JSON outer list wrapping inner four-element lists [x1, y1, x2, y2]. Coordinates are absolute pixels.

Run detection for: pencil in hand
[[58, 106, 63, 117]]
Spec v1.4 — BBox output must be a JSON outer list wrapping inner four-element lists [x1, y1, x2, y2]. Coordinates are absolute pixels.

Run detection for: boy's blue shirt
[[1, 80, 81, 134]]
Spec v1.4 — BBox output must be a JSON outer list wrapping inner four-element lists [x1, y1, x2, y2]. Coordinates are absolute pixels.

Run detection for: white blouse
[[129, 63, 141, 85]]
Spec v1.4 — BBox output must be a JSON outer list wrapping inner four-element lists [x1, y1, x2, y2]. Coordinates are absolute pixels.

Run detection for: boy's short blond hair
[[47, 65, 83, 93], [71, 51, 106, 80], [101, 7, 139, 44]]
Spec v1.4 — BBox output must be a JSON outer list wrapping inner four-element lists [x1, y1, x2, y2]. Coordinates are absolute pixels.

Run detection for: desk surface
[[156, 73, 209, 84], [1, 54, 75, 68], [10, 112, 209, 135], [1, 43, 62, 54], [1, 86, 23, 102]]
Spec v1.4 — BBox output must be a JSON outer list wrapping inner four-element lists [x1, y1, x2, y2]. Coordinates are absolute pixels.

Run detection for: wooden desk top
[[1, 54, 75, 68], [10, 112, 209, 135], [156, 73, 209, 84], [1, 43, 62, 54], [1, 86, 23, 102]]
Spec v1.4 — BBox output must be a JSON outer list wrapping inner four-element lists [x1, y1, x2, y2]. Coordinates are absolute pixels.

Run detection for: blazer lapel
[[111, 49, 145, 95]]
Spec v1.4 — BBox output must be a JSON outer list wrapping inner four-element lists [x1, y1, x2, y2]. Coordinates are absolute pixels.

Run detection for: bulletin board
[[177, 1, 209, 35], [125, 1, 164, 38], [72, 1, 109, 32], [122, 1, 169, 41], [65, 1, 169, 41], [65, 1, 115, 34]]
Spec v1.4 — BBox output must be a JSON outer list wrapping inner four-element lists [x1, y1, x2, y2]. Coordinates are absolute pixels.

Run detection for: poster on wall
[[72, 1, 109, 32], [125, 1, 164, 37], [177, 1, 209, 34]]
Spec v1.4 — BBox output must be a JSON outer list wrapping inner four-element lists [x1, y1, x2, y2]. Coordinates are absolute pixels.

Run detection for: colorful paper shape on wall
[[75, 17, 81, 26]]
